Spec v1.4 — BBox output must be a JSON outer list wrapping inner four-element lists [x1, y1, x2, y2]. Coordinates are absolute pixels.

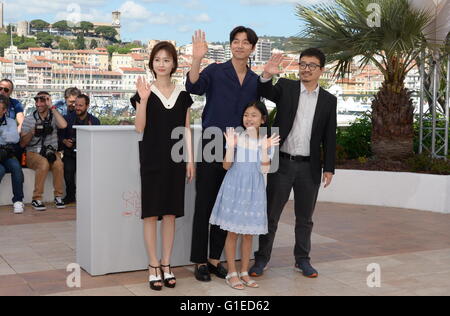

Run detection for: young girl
[[132, 41, 195, 291], [209, 101, 280, 290]]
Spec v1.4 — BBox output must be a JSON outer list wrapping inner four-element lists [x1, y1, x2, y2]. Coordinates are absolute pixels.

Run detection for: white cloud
[[194, 13, 211, 23], [55, 8, 111, 24], [182, 0, 203, 10], [4, 0, 107, 22], [178, 25, 192, 33], [241, 0, 331, 5], [119, 1, 153, 21]]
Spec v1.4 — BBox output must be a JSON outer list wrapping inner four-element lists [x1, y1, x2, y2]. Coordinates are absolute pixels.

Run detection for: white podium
[[76, 126, 256, 276]]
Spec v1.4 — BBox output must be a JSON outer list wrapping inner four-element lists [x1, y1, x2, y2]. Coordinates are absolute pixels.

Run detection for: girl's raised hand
[[136, 76, 152, 101], [224, 128, 238, 148], [262, 133, 281, 150]]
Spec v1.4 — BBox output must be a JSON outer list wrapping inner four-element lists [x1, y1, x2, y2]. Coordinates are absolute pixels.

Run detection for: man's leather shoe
[[207, 262, 227, 279], [194, 264, 211, 282]]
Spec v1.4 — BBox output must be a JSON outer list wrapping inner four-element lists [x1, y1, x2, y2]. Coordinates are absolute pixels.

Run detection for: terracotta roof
[[336, 78, 357, 84], [53, 70, 122, 76], [34, 56, 54, 62], [56, 60, 73, 65], [130, 53, 145, 61], [29, 47, 51, 51], [119, 67, 146, 73], [73, 64, 99, 69], [0, 57, 12, 63], [27, 62, 52, 68]]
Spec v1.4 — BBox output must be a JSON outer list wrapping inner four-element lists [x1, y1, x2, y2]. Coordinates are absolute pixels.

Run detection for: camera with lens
[[40, 145, 57, 163], [0, 144, 15, 164], [35, 121, 54, 138]]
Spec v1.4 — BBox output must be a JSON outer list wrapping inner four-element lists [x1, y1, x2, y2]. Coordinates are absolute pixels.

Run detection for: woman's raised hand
[[136, 76, 152, 101]]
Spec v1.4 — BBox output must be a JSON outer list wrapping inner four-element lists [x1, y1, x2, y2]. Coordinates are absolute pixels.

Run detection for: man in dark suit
[[250, 48, 337, 278]]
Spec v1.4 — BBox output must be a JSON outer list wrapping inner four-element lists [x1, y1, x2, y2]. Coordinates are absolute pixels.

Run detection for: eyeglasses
[[0, 87, 10, 93], [299, 62, 321, 71]]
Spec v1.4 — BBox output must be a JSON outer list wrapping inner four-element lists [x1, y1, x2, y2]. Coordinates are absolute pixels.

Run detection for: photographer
[[61, 94, 100, 205], [20, 92, 67, 211], [0, 96, 25, 214], [0, 79, 24, 132]]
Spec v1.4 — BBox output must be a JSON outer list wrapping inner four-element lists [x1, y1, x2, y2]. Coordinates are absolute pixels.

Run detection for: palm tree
[[295, 0, 433, 160]]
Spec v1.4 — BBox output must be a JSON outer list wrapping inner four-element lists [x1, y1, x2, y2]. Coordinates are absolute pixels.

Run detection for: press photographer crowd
[[0, 79, 100, 213]]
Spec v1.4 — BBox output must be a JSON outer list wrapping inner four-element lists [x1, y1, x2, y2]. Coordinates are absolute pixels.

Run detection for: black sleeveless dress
[[131, 86, 193, 219]]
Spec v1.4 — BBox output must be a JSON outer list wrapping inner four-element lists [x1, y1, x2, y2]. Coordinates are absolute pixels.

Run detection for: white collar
[[300, 82, 320, 95], [151, 85, 184, 109]]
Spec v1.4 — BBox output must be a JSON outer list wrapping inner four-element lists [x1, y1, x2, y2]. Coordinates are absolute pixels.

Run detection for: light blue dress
[[209, 134, 271, 235]]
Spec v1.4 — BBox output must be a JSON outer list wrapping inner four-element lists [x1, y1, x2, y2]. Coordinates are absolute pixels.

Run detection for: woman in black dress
[[132, 41, 195, 291]]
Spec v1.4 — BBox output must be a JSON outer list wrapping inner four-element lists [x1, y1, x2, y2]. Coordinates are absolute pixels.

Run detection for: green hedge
[[336, 112, 372, 161]]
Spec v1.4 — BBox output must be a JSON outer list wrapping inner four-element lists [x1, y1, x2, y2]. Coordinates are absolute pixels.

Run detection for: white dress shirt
[[260, 77, 320, 156], [281, 83, 320, 156]]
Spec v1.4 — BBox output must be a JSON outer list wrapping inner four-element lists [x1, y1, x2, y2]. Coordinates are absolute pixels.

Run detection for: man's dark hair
[[77, 94, 90, 106], [300, 48, 326, 68], [149, 41, 178, 78], [0, 95, 10, 110], [0, 79, 14, 91], [64, 87, 81, 99], [37, 91, 51, 97], [230, 26, 258, 48]]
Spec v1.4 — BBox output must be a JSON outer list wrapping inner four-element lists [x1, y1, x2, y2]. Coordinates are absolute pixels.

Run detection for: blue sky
[[3, 0, 328, 45]]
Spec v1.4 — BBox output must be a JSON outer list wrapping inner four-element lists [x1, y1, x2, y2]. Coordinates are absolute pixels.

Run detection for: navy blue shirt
[[60, 112, 101, 151], [7, 98, 24, 120], [185, 60, 259, 131]]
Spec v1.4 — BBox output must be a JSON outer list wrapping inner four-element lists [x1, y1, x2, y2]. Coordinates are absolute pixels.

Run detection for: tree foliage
[[95, 26, 118, 42], [30, 19, 50, 29], [52, 20, 70, 31]]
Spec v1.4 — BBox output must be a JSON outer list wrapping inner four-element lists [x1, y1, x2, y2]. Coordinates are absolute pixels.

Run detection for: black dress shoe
[[207, 262, 228, 279], [194, 264, 211, 282]]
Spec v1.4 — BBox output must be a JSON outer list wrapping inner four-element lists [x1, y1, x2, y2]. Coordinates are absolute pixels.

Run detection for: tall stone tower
[[0, 2, 4, 31], [112, 11, 121, 42]]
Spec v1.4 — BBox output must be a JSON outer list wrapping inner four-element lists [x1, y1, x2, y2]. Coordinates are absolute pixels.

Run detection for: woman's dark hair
[[241, 100, 269, 130], [0, 95, 10, 110], [300, 48, 326, 68], [149, 41, 178, 78], [230, 26, 258, 48]]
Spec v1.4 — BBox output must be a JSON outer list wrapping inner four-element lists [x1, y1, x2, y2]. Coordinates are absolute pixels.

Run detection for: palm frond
[[294, 0, 433, 85]]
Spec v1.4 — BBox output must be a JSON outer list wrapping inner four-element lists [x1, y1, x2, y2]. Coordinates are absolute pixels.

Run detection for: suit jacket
[[259, 78, 337, 184]]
